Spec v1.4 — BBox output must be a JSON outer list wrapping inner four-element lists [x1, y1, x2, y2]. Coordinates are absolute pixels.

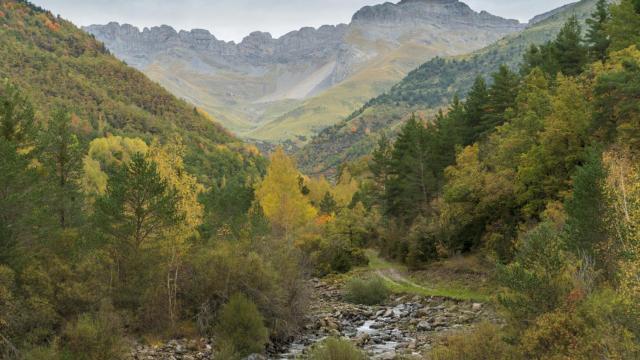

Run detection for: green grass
[[382, 276, 490, 303], [363, 250, 492, 302]]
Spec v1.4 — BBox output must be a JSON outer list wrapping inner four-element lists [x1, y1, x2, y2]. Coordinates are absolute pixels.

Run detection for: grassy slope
[[247, 40, 443, 142], [297, 0, 598, 176], [0, 0, 262, 181]]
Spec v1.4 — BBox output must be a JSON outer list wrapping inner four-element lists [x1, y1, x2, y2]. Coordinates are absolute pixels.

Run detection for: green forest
[[2, 0, 640, 359]]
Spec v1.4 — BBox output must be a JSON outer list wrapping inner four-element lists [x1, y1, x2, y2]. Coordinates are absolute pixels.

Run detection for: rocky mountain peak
[[84, 0, 526, 139], [352, 0, 520, 26]]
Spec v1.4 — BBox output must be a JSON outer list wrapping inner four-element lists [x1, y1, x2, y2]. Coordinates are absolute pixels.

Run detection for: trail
[[376, 267, 428, 291]]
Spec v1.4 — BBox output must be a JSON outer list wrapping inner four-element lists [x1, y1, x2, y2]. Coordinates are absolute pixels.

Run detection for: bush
[[185, 241, 308, 342], [60, 301, 128, 360], [215, 293, 269, 358], [430, 322, 516, 360], [520, 290, 640, 360], [314, 239, 369, 276], [344, 276, 390, 305], [308, 337, 366, 360]]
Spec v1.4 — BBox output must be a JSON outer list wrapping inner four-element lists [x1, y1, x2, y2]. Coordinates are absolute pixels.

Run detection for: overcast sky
[[32, 0, 574, 42]]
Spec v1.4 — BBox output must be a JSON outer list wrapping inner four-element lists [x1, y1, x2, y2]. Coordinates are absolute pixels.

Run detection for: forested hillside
[[0, 2, 375, 359], [0, 0, 263, 182], [297, 0, 599, 176], [2, 0, 640, 358], [342, 0, 640, 356]]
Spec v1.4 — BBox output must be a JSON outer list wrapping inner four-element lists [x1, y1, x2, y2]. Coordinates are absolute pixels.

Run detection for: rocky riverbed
[[130, 278, 498, 359]]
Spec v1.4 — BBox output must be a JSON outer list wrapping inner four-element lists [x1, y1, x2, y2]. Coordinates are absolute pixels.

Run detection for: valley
[[2, 0, 640, 359], [85, 0, 524, 142]]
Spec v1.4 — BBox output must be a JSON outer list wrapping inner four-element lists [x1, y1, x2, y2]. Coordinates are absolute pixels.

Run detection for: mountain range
[[296, 0, 599, 175], [85, 0, 524, 142]]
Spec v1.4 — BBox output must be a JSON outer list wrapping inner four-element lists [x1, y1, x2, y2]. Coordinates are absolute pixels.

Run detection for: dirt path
[[376, 268, 427, 290]]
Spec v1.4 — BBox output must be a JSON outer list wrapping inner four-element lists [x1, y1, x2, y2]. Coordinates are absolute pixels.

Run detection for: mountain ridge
[[296, 0, 598, 176], [85, 0, 524, 140]]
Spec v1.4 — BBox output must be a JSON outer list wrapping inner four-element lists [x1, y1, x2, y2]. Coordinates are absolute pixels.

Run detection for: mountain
[[296, 0, 598, 176], [0, 0, 260, 181], [85, 0, 524, 142]]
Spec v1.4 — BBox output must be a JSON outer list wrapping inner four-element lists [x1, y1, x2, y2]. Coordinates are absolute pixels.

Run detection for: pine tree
[[38, 108, 83, 229], [553, 16, 588, 76], [319, 191, 338, 215], [564, 148, 607, 261], [594, 49, 640, 149], [464, 76, 488, 143], [586, 0, 611, 62], [607, 0, 640, 52], [521, 43, 559, 77], [95, 153, 182, 302], [386, 115, 435, 221], [481, 65, 519, 134], [0, 83, 37, 263]]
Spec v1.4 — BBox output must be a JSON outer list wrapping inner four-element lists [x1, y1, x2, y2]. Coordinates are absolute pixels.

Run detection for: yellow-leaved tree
[[82, 135, 149, 201], [603, 150, 640, 306], [148, 139, 204, 324], [256, 148, 316, 244]]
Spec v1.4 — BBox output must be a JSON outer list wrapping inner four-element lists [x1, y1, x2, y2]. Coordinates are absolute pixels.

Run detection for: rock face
[[85, 0, 524, 139]]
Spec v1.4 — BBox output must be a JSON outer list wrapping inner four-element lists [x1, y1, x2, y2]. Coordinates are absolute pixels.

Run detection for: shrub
[[60, 301, 128, 360], [315, 239, 369, 276], [430, 322, 516, 360], [215, 293, 269, 358], [344, 276, 390, 305], [185, 241, 308, 342], [520, 291, 640, 360], [308, 337, 366, 360]]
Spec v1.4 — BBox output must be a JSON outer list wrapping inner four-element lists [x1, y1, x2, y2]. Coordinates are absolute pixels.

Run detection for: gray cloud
[[33, 0, 574, 42]]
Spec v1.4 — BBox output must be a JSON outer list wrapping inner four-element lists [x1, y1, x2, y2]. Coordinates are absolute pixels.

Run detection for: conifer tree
[[564, 148, 607, 262], [0, 83, 37, 262], [463, 76, 488, 143], [553, 16, 588, 76], [95, 153, 182, 304], [38, 108, 83, 229], [607, 0, 640, 52], [586, 0, 611, 62], [386, 115, 435, 220], [481, 65, 519, 134], [521, 43, 558, 77], [319, 191, 338, 215]]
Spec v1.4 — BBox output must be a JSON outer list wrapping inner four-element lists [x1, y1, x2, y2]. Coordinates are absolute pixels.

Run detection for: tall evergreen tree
[[586, 0, 611, 62], [0, 83, 38, 264], [481, 65, 519, 134], [38, 108, 83, 229], [521, 43, 558, 77], [607, 0, 640, 52], [564, 148, 608, 262], [464, 76, 489, 144], [386, 115, 435, 221], [553, 16, 588, 76], [369, 133, 393, 212], [95, 153, 182, 305]]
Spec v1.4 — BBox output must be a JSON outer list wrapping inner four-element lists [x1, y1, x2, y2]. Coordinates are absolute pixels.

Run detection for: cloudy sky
[[33, 0, 574, 42]]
